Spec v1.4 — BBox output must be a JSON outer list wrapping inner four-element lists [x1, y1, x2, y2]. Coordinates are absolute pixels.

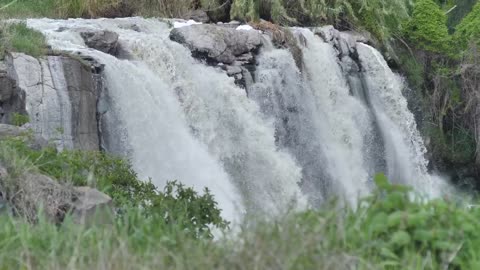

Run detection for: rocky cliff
[[1, 53, 103, 151]]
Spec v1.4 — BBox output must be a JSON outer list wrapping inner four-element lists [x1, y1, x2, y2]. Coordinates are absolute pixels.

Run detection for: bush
[[0, 137, 228, 237], [11, 113, 29, 127], [403, 0, 452, 54], [454, 1, 480, 49], [1, 173, 480, 269]]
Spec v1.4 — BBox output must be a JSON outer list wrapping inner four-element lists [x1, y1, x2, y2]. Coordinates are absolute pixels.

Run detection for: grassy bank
[[0, 22, 47, 59], [1, 135, 479, 269], [0, 173, 480, 269]]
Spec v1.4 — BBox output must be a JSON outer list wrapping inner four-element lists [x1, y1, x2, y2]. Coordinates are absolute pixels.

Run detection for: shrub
[[454, 1, 480, 49], [403, 0, 452, 54], [11, 113, 29, 127], [0, 137, 228, 237], [1, 169, 480, 268]]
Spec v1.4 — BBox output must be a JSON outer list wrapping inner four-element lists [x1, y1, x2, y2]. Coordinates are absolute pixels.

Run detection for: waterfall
[[356, 43, 443, 195], [26, 17, 445, 220]]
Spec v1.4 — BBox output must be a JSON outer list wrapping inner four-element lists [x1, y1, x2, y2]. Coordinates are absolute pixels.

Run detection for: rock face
[[72, 186, 112, 225], [80, 30, 119, 55], [170, 24, 262, 88], [5, 53, 102, 151], [170, 24, 262, 64], [0, 61, 26, 124], [0, 162, 112, 224]]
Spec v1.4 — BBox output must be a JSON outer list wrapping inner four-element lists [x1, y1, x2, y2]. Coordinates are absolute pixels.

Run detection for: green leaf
[[374, 173, 390, 190], [390, 231, 411, 247]]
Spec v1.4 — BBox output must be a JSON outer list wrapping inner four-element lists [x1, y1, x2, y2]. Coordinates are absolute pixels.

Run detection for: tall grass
[[0, 22, 47, 59], [1, 176, 480, 269], [0, 0, 199, 19], [0, 0, 58, 18]]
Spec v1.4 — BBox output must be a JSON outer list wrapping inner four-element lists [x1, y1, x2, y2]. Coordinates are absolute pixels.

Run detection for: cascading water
[[25, 17, 446, 220], [27, 18, 307, 221], [356, 43, 444, 195]]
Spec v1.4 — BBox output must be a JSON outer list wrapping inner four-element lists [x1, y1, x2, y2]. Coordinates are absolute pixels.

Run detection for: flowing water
[[26, 17, 446, 220]]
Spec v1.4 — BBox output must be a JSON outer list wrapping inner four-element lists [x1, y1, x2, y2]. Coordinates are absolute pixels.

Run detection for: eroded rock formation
[[2, 53, 103, 151]]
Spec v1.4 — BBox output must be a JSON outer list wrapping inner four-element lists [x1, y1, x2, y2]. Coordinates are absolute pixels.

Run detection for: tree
[[404, 0, 451, 54], [455, 1, 480, 49]]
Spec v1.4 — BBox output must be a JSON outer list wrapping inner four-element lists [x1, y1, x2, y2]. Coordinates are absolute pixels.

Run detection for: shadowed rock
[[6, 53, 101, 151], [80, 30, 119, 56]]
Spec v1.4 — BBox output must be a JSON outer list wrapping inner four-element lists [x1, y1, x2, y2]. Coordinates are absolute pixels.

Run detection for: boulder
[[314, 26, 375, 58], [0, 162, 112, 224], [72, 186, 113, 225], [80, 30, 119, 55], [0, 124, 49, 150], [0, 123, 25, 138], [183, 10, 210, 23], [170, 24, 262, 64], [1, 172, 74, 223]]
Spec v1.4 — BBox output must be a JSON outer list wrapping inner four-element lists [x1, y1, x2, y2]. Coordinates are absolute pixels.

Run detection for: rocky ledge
[[170, 24, 263, 88]]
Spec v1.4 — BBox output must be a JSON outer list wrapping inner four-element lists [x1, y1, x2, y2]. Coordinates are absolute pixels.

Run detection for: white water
[[28, 18, 307, 220], [26, 17, 446, 219], [356, 43, 444, 195]]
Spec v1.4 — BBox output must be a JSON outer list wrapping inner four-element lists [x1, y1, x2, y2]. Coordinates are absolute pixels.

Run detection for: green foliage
[[446, 0, 477, 31], [345, 173, 480, 268], [231, 0, 259, 22], [1, 172, 480, 268], [429, 124, 476, 165], [0, 137, 228, 238], [0, 22, 47, 59], [11, 112, 29, 126], [0, 0, 58, 18], [404, 0, 452, 54], [146, 181, 229, 237], [454, 1, 480, 49]]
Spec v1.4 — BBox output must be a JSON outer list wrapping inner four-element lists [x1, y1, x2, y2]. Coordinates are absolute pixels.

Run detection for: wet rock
[[225, 65, 242, 76], [170, 24, 262, 64], [80, 30, 119, 55], [314, 26, 375, 58], [170, 24, 262, 89]]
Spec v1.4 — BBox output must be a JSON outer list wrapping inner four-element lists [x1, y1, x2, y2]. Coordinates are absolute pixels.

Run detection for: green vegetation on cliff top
[[0, 22, 47, 59]]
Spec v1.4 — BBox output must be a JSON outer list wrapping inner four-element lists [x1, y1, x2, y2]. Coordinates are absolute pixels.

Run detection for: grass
[[0, 22, 48, 59], [0, 174, 480, 269], [1, 136, 480, 269], [0, 0, 58, 18], [0, 0, 199, 19]]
